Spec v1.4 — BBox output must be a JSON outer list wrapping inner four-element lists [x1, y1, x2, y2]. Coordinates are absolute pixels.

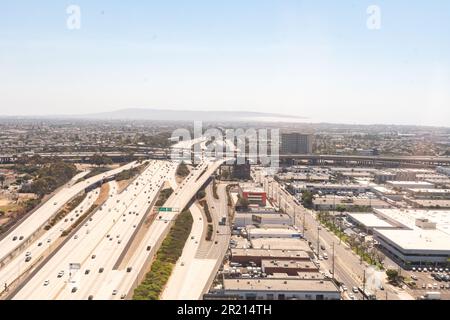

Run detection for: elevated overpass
[[279, 154, 450, 168]]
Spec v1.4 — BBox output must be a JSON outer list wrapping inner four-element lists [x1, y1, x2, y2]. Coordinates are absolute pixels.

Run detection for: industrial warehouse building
[[214, 278, 340, 300], [350, 208, 450, 267]]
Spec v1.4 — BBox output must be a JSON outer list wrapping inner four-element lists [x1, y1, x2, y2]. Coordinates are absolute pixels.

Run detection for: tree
[[301, 190, 314, 208], [386, 269, 399, 283], [176, 162, 190, 178], [196, 189, 206, 200], [91, 154, 113, 167], [0, 175, 5, 187]]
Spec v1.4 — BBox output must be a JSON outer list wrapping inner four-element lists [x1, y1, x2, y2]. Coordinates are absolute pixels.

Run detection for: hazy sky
[[1, 1, 450, 126]]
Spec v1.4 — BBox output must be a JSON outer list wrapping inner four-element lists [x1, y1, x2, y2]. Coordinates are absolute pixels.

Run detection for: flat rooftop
[[313, 196, 389, 207], [375, 228, 450, 253], [374, 208, 450, 235], [261, 260, 319, 271], [231, 248, 310, 260], [247, 227, 300, 236], [408, 199, 450, 208], [407, 188, 450, 194], [347, 213, 396, 229], [386, 181, 435, 188], [223, 278, 339, 293], [250, 238, 311, 251]]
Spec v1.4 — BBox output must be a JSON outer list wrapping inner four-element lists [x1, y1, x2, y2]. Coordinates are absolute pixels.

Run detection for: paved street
[[256, 170, 414, 300]]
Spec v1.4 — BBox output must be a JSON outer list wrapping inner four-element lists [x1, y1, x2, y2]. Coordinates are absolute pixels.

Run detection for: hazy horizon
[[1, 1, 450, 127]]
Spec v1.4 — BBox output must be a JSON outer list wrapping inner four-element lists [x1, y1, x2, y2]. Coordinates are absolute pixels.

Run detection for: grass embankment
[[61, 204, 98, 237], [115, 163, 148, 182], [155, 188, 174, 207], [199, 200, 213, 241], [44, 193, 87, 231], [133, 209, 193, 300], [212, 180, 219, 200]]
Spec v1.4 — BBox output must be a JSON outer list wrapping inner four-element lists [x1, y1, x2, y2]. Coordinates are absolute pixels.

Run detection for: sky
[[1, 1, 450, 126]]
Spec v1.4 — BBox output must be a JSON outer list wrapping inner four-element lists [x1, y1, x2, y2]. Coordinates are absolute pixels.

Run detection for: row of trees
[[318, 211, 385, 268]]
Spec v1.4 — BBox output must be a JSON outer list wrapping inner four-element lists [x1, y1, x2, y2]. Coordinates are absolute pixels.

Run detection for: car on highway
[[12, 236, 18, 241], [44, 280, 50, 286], [411, 275, 418, 281], [352, 287, 358, 293], [127, 267, 132, 272], [58, 271, 64, 278], [85, 269, 90, 275], [71, 287, 78, 293], [146, 246, 151, 251], [91, 254, 96, 259], [25, 251, 31, 257], [19, 236, 24, 240], [99, 268, 104, 273], [88, 295, 94, 300], [25, 256, 32, 262], [38, 242, 42, 247], [112, 290, 118, 296]]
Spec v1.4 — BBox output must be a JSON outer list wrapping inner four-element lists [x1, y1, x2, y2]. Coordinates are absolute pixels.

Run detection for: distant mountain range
[[1, 108, 305, 122]]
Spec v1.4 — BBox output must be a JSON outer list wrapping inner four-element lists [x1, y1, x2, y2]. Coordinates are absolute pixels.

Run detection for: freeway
[[161, 181, 231, 300], [0, 161, 138, 267], [0, 186, 101, 296], [12, 161, 173, 300], [160, 203, 216, 300], [108, 158, 227, 299]]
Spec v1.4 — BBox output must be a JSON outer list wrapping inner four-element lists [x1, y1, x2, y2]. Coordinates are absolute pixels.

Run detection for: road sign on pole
[[158, 207, 180, 213]]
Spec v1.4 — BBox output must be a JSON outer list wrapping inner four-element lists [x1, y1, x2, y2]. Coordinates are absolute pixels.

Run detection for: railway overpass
[[278, 154, 450, 168], [3, 151, 450, 168]]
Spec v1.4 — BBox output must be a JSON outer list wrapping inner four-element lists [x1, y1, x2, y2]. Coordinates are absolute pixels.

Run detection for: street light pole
[[317, 226, 320, 256], [332, 242, 335, 279], [362, 269, 366, 301]]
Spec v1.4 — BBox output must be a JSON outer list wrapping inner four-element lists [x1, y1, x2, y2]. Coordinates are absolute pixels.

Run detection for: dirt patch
[[94, 183, 110, 206], [0, 199, 11, 206]]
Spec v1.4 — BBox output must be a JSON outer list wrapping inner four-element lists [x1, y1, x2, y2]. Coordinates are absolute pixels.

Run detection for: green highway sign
[[159, 207, 173, 212]]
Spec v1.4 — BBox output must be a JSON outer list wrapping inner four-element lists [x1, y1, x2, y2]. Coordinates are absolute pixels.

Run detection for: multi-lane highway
[[161, 180, 231, 300], [12, 161, 174, 300], [3, 153, 227, 300], [0, 186, 102, 296], [115, 159, 227, 298], [0, 161, 138, 267]]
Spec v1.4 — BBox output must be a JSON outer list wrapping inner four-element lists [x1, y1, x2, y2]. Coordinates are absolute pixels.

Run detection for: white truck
[[421, 292, 441, 300]]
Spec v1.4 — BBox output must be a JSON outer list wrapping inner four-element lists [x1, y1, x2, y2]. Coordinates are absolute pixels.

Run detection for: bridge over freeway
[[278, 154, 450, 168]]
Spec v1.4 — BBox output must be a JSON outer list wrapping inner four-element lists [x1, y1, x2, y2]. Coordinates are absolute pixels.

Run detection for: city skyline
[[1, 1, 450, 126]]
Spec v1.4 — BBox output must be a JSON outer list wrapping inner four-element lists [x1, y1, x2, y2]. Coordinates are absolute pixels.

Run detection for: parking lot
[[406, 268, 450, 299]]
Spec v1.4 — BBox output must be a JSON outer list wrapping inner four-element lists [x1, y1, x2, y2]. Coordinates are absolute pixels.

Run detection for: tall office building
[[281, 133, 314, 154]]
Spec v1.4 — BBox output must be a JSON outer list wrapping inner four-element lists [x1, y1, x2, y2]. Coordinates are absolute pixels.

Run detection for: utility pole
[[362, 269, 366, 301], [332, 242, 335, 279], [317, 226, 320, 256], [303, 210, 306, 235]]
